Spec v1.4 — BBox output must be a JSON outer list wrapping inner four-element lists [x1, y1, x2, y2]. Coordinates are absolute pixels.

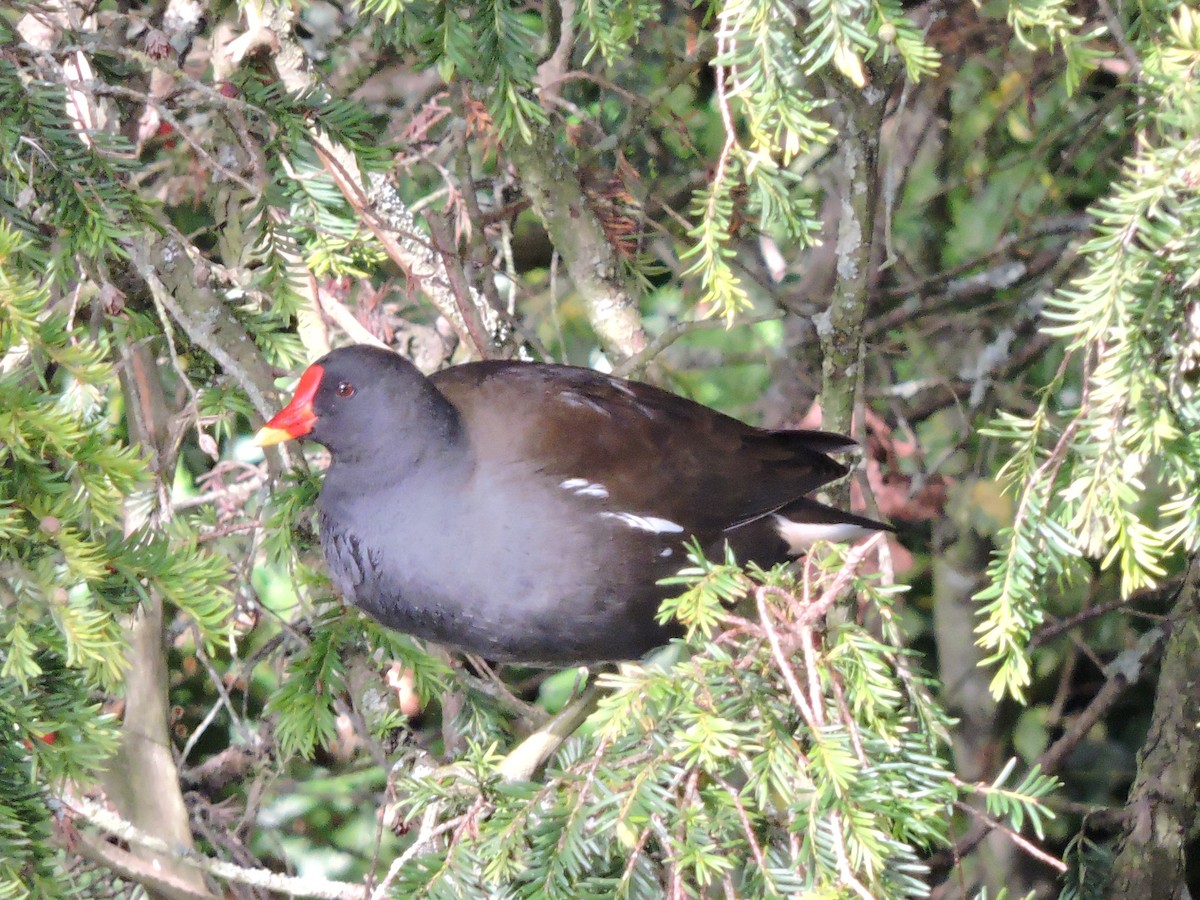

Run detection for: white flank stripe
[[602, 512, 685, 534], [560, 478, 609, 499], [607, 378, 637, 398]]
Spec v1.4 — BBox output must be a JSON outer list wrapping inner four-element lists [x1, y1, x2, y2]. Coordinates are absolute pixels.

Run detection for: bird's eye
[[335, 381, 356, 398]]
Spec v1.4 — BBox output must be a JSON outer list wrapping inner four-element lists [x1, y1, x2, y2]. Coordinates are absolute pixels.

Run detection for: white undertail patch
[[774, 514, 874, 554]]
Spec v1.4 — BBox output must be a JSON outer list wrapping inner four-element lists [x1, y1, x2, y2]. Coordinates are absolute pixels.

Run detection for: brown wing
[[430, 361, 852, 534]]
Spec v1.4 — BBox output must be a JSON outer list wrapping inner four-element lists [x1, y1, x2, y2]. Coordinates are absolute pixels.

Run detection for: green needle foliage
[[0, 60, 148, 272], [975, 4, 1200, 701], [0, 223, 235, 893], [374, 544, 1057, 897]]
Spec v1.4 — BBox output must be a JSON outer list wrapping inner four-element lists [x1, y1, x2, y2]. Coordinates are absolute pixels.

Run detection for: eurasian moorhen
[[256, 345, 886, 664]]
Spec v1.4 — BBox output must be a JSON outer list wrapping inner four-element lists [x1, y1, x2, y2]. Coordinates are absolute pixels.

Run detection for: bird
[[255, 345, 888, 665]]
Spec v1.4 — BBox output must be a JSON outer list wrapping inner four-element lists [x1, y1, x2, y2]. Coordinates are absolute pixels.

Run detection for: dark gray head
[[255, 345, 462, 469]]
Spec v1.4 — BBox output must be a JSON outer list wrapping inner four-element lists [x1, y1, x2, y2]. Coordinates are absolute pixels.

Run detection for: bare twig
[[316, 285, 391, 350], [371, 804, 461, 900], [1030, 578, 1180, 648], [1095, 0, 1141, 74], [954, 802, 1069, 873], [829, 674, 867, 765], [756, 587, 819, 732], [92, 82, 259, 192], [612, 312, 785, 377], [223, 0, 506, 358], [712, 775, 770, 878], [927, 619, 1167, 870]]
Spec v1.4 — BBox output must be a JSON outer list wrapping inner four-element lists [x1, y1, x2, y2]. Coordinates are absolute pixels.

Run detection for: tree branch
[[102, 594, 215, 900], [927, 615, 1168, 873], [1105, 557, 1200, 897], [505, 121, 648, 360], [69, 831, 214, 900], [63, 793, 367, 900], [131, 241, 282, 425], [815, 86, 887, 438], [106, 346, 213, 900]]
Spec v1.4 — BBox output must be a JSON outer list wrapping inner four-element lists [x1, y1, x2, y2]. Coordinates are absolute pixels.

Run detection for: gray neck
[[320, 384, 470, 496]]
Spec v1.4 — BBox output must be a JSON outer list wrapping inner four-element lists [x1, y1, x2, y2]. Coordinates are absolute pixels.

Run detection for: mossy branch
[[506, 122, 648, 360]]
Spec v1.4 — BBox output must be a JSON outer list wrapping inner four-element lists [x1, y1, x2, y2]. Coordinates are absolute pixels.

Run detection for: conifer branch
[[225, 0, 510, 359]]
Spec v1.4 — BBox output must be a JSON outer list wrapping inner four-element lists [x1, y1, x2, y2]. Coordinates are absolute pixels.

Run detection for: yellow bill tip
[[253, 426, 295, 447]]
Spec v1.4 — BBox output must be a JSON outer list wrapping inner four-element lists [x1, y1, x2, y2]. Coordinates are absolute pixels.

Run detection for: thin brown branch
[[64, 793, 367, 900], [927, 618, 1168, 871], [954, 802, 1068, 873], [830, 674, 867, 765], [612, 312, 785, 378], [712, 775, 770, 878], [756, 587, 819, 732], [91, 82, 260, 192], [454, 129, 508, 317], [1030, 577, 1181, 648], [371, 804, 464, 900], [423, 212, 498, 359], [314, 142, 492, 357], [69, 830, 214, 900], [220, 0, 505, 358]]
